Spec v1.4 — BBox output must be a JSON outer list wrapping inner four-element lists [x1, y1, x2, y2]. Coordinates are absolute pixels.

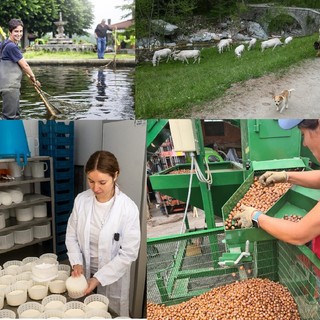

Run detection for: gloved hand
[[259, 171, 287, 187], [233, 205, 257, 228], [71, 264, 84, 277]]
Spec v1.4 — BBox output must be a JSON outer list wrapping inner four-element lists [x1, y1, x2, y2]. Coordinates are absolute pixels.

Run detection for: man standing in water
[[0, 19, 40, 119], [95, 19, 112, 59]]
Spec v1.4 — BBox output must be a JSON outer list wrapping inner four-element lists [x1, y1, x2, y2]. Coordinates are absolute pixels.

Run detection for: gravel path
[[191, 58, 320, 119]]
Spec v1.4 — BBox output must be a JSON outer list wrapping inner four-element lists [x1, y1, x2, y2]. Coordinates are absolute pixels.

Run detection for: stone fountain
[[49, 12, 73, 44], [34, 12, 94, 52]]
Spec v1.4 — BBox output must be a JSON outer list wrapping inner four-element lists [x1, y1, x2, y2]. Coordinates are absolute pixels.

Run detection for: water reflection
[[18, 65, 134, 120], [97, 68, 107, 102]]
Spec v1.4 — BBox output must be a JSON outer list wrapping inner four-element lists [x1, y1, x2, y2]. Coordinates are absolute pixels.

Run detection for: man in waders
[[0, 19, 40, 119]]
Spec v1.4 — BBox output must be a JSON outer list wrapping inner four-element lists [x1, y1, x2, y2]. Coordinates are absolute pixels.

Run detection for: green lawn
[[135, 34, 317, 118], [24, 50, 134, 60]]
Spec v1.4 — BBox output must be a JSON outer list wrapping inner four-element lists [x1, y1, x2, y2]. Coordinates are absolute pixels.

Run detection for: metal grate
[[147, 230, 252, 306], [278, 241, 320, 319], [147, 232, 320, 319]]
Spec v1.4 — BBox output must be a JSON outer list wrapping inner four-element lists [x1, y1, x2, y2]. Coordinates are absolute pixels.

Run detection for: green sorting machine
[[147, 119, 320, 319]]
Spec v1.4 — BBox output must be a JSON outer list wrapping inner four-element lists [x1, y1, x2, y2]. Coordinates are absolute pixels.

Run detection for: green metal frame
[[147, 119, 320, 316], [148, 228, 238, 305]]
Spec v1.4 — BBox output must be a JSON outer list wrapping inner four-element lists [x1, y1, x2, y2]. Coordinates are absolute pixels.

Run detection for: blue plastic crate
[[55, 192, 74, 203], [39, 121, 74, 135], [40, 136, 74, 147], [40, 147, 74, 158], [56, 223, 67, 234], [56, 233, 66, 243], [56, 214, 70, 224], [54, 182, 74, 192], [54, 159, 74, 169], [55, 203, 73, 214], [53, 167, 74, 181]]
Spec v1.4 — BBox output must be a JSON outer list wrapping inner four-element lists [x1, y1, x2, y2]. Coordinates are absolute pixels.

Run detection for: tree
[[136, 0, 196, 45], [56, 0, 94, 37], [0, 0, 94, 39], [117, 0, 135, 20]]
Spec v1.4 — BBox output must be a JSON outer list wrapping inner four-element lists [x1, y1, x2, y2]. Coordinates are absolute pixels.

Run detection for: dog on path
[[272, 88, 295, 113]]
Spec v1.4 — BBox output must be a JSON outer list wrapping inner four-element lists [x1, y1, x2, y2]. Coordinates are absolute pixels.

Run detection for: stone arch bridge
[[242, 4, 320, 36]]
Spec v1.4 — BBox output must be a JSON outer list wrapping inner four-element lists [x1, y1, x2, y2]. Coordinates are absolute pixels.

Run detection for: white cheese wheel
[[8, 289, 24, 296], [32, 284, 46, 290], [1, 274, 14, 282], [64, 308, 85, 317], [6, 289, 27, 306], [20, 309, 41, 318], [65, 275, 87, 295], [49, 279, 66, 293], [45, 300, 65, 310], [86, 301, 107, 310]]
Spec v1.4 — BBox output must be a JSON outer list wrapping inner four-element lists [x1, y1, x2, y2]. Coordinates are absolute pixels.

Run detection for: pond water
[[19, 65, 134, 120]]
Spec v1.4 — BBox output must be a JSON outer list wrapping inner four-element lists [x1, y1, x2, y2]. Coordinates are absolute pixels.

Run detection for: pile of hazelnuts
[[168, 169, 195, 174], [147, 278, 300, 320], [225, 177, 291, 230], [283, 214, 303, 223]]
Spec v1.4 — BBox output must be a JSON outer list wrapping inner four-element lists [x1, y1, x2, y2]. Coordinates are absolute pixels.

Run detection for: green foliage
[[136, 0, 197, 42], [23, 50, 134, 60], [116, 0, 135, 20], [306, 14, 315, 26], [135, 34, 316, 118], [248, 0, 320, 8], [0, 0, 93, 39], [268, 13, 296, 33]]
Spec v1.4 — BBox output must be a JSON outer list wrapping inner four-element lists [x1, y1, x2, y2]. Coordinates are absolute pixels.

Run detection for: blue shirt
[[0, 40, 23, 62]]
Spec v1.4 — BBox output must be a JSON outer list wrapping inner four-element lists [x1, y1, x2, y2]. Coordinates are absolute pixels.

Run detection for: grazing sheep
[[261, 38, 282, 52], [172, 50, 201, 64], [247, 38, 257, 50], [235, 44, 245, 58], [284, 36, 293, 45], [152, 48, 172, 67], [217, 38, 233, 54]]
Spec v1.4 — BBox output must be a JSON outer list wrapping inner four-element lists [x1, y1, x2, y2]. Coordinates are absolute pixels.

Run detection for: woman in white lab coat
[[66, 150, 141, 317]]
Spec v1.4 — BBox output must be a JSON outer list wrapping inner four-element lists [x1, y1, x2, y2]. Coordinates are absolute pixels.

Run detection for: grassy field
[[24, 51, 134, 60], [135, 34, 317, 118]]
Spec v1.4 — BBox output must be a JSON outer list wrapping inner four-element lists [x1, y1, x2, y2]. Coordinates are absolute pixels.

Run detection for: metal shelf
[[0, 217, 53, 234], [0, 156, 56, 256], [0, 236, 53, 254], [0, 156, 51, 163], [0, 194, 51, 210], [0, 177, 50, 187]]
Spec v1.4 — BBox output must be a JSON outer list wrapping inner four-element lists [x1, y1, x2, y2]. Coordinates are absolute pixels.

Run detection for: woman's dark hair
[[8, 19, 23, 32], [85, 150, 120, 178], [298, 119, 319, 130]]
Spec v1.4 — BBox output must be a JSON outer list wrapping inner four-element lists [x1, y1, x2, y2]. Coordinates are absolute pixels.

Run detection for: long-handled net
[[28, 75, 88, 118]]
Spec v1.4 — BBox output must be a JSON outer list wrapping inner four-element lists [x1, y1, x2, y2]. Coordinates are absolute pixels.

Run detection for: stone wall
[[242, 4, 320, 36]]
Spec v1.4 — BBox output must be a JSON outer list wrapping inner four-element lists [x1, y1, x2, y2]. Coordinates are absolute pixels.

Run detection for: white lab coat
[[66, 186, 141, 317]]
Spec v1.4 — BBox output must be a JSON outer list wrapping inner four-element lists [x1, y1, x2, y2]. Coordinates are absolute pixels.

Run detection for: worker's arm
[[18, 58, 41, 87], [18, 57, 35, 79], [286, 170, 320, 189], [259, 170, 320, 189], [257, 201, 320, 245]]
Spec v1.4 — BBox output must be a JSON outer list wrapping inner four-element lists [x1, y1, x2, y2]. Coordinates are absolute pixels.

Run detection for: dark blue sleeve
[[3, 42, 23, 62]]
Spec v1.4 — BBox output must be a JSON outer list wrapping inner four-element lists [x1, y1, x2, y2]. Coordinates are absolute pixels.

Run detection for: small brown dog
[[272, 89, 295, 113]]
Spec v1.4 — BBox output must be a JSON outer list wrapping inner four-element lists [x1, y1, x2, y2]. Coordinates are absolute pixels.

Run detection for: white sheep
[[261, 38, 283, 52], [284, 36, 293, 45], [217, 38, 233, 54], [235, 44, 245, 58], [247, 38, 257, 50], [152, 48, 172, 67], [172, 50, 201, 64]]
